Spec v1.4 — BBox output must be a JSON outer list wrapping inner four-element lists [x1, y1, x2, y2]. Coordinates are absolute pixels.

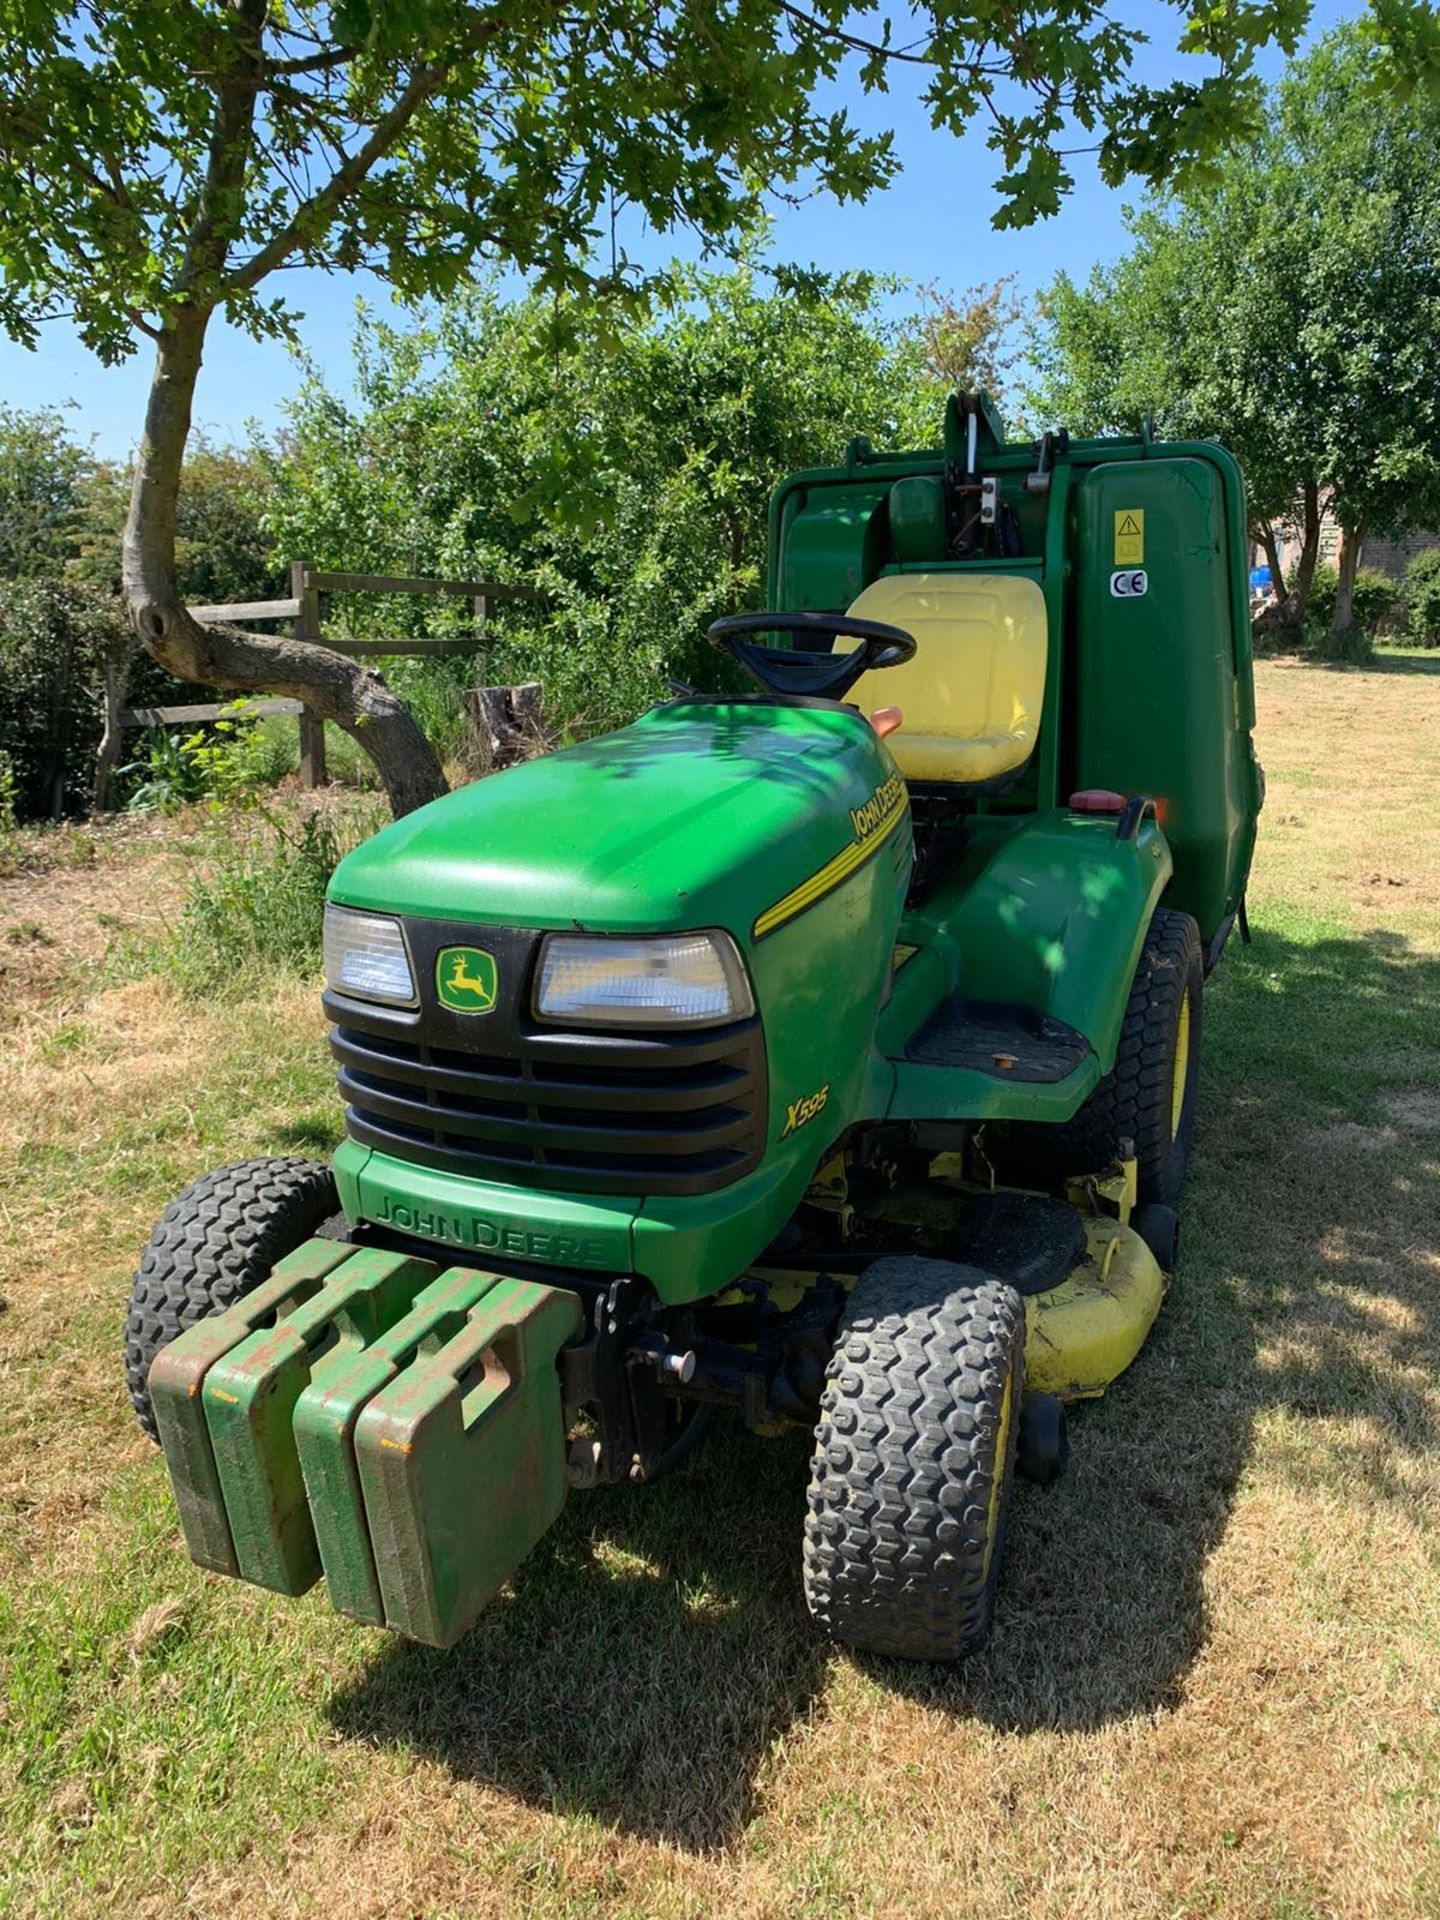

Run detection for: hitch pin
[[628, 1333, 697, 1384]]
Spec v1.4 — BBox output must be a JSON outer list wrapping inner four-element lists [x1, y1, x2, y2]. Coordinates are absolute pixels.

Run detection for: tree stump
[[463, 681, 548, 775]]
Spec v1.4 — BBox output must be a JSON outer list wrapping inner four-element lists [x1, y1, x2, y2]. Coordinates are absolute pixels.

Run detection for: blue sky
[[4, 0, 1355, 459]]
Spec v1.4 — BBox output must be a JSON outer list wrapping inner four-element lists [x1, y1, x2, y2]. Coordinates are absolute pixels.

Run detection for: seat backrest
[[847, 572, 1048, 787]]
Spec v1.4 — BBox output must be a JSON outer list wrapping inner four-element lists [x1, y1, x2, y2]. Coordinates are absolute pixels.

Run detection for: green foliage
[[268, 266, 946, 735], [173, 444, 284, 603], [909, 280, 1023, 407], [377, 657, 477, 769], [0, 401, 288, 817], [0, 0, 1360, 383], [0, 750, 18, 831], [0, 576, 128, 817], [120, 709, 296, 815], [167, 808, 375, 997], [183, 711, 295, 803], [117, 730, 209, 816], [1400, 548, 1440, 647], [0, 403, 87, 576], [0, 403, 277, 608], [1029, 25, 1440, 630]]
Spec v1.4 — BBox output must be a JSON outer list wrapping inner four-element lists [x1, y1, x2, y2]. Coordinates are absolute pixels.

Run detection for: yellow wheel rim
[[1170, 991, 1192, 1139], [983, 1371, 1014, 1575]]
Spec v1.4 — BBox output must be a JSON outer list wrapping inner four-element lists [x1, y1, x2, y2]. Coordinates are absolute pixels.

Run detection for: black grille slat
[[336, 1065, 755, 1157], [329, 1027, 751, 1116], [346, 1109, 750, 1186], [516, 1025, 752, 1070], [322, 926, 767, 1199]]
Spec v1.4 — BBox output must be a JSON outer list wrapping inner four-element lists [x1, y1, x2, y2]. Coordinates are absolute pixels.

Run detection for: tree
[[65, 435, 285, 806], [3, 5, 1431, 810], [0, 407, 283, 810], [0, 403, 86, 577], [0, 577, 126, 818], [267, 264, 946, 734], [0, 406, 130, 813], [1029, 24, 1440, 647], [911, 279, 1024, 409]]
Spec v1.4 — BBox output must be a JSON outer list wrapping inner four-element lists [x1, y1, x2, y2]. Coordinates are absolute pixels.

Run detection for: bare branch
[[263, 45, 351, 79], [225, 59, 448, 290], [775, 0, 938, 69]]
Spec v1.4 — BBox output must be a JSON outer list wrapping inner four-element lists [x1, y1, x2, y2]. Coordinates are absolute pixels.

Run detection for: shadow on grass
[[327, 1424, 826, 1851], [327, 920, 1440, 1849], [269, 1113, 344, 1155], [1366, 648, 1440, 675], [1256, 644, 1440, 676]]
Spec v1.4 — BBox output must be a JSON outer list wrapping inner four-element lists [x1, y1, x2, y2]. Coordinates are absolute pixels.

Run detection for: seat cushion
[[847, 572, 1048, 785]]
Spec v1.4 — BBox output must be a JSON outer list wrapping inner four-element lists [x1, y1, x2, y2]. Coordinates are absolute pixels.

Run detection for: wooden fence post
[[93, 633, 138, 813], [291, 560, 327, 789]]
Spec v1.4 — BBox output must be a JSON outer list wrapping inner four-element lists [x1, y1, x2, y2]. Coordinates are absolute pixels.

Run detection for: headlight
[[534, 931, 754, 1029], [323, 905, 417, 1006]]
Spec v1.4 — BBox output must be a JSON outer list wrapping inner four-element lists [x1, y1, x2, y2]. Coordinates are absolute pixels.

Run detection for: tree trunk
[[1253, 481, 1322, 646], [1256, 518, 1286, 595], [121, 313, 448, 818], [1329, 519, 1368, 640], [1290, 482, 1322, 622]]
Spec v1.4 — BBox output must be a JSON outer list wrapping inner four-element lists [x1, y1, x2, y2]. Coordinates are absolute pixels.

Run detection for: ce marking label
[[1110, 569, 1148, 598]]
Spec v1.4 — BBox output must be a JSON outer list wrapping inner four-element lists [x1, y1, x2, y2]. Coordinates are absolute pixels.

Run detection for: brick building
[[1266, 502, 1438, 583]]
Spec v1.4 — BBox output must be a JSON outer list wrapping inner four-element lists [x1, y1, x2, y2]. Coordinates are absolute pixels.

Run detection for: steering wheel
[[706, 610, 916, 702]]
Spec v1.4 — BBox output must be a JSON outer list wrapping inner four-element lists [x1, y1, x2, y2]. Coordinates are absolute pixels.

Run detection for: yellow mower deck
[[1022, 1214, 1166, 1400]]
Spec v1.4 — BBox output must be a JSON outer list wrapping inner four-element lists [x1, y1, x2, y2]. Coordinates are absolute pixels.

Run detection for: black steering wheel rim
[[706, 609, 916, 702]]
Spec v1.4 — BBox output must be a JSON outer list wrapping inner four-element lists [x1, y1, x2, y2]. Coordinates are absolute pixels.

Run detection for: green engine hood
[[329, 700, 899, 938]]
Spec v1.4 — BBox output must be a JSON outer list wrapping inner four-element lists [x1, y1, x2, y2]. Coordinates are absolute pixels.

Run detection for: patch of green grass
[[33, 1020, 92, 1066], [161, 801, 383, 1000]]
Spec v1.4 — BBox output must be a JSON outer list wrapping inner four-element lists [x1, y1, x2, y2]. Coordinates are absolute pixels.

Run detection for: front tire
[[803, 1258, 1024, 1662], [124, 1157, 339, 1442]]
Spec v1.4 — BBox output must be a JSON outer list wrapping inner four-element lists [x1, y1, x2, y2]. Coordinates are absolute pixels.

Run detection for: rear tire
[[1016, 1391, 1069, 1486], [803, 1257, 1024, 1662], [1011, 907, 1203, 1206], [124, 1157, 339, 1442], [1131, 1201, 1181, 1272]]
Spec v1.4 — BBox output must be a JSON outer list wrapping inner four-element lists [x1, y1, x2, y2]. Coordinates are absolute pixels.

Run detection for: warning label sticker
[[1114, 509, 1145, 566]]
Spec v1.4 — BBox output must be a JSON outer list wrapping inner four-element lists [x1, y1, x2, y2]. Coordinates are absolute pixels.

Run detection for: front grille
[[323, 921, 766, 1197]]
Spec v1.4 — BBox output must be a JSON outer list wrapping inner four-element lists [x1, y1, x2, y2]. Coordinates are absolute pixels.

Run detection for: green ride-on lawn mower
[[126, 397, 1261, 1661]]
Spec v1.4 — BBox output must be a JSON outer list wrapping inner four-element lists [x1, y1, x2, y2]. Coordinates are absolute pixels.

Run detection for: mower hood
[[329, 700, 901, 940]]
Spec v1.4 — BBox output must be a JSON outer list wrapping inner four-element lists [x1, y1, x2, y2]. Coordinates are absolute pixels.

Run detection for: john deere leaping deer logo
[[435, 946, 498, 1014]]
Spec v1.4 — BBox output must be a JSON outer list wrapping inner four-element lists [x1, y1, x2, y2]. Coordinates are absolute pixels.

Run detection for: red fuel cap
[[1068, 789, 1127, 813]]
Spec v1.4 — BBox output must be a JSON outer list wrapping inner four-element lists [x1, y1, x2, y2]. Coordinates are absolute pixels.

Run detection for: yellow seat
[[847, 572, 1048, 786]]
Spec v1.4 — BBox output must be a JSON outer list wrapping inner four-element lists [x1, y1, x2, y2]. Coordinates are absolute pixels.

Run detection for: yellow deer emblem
[[448, 954, 488, 997], [436, 946, 497, 1012]]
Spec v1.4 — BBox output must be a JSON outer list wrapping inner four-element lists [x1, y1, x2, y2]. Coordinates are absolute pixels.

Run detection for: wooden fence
[[120, 563, 536, 787]]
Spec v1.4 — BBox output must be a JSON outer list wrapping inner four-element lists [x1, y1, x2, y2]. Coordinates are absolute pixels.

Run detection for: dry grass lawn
[[1, 654, 1438, 1919]]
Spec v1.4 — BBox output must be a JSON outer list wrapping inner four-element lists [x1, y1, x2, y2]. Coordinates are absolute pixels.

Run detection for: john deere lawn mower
[[125, 397, 1261, 1660]]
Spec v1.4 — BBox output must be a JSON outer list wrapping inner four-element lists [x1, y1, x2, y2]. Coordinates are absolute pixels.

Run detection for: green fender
[[879, 809, 1174, 1125]]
